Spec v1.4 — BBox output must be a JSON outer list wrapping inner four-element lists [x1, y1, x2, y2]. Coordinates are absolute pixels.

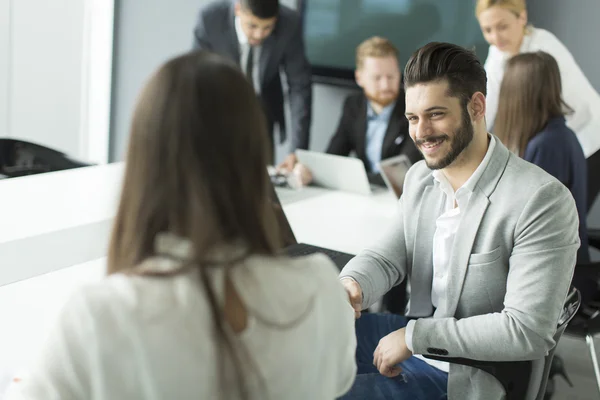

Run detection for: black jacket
[[193, 1, 312, 151], [326, 91, 421, 173]]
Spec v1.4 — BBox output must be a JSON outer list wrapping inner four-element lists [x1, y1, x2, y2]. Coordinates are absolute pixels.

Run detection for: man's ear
[[355, 69, 363, 88], [469, 92, 486, 122], [234, 2, 241, 16]]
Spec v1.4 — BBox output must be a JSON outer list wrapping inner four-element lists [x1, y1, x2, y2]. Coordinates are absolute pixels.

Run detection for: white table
[[0, 163, 123, 287], [280, 187, 398, 254], [0, 166, 398, 393]]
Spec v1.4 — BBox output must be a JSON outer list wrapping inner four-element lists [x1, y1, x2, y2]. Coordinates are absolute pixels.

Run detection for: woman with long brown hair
[[495, 51, 588, 264], [476, 0, 600, 209], [7, 51, 356, 399]]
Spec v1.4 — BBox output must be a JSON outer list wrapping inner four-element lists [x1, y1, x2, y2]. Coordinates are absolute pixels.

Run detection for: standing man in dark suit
[[326, 37, 421, 178], [192, 0, 312, 170]]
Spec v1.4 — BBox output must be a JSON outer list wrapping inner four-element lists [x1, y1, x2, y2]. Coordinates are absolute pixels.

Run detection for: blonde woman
[[476, 0, 600, 206]]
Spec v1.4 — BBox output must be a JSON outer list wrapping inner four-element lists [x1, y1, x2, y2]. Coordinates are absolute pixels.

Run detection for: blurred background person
[[296, 36, 421, 187], [476, 0, 600, 208], [495, 51, 588, 264], [193, 0, 312, 171]]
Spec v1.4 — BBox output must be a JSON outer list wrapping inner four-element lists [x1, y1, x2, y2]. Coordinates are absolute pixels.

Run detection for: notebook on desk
[[269, 183, 355, 270]]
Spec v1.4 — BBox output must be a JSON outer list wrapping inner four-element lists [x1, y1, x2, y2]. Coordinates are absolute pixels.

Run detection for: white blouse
[[6, 233, 357, 400], [484, 27, 600, 157]]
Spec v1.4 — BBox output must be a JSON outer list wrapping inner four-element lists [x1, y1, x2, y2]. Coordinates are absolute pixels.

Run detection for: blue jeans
[[339, 313, 448, 400]]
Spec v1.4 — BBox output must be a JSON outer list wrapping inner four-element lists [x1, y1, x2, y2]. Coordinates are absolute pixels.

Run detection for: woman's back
[[524, 117, 589, 262], [8, 234, 356, 399], [484, 27, 600, 157]]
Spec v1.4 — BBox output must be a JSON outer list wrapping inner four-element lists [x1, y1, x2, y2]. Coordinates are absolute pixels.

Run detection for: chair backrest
[[587, 150, 600, 212], [529, 287, 581, 400], [424, 287, 581, 400], [0, 138, 92, 177]]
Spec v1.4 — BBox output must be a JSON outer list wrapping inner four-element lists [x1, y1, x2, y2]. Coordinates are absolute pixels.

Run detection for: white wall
[[1, 0, 113, 163], [0, 0, 10, 138]]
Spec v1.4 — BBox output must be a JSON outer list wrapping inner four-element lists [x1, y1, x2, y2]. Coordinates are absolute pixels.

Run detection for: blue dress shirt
[[365, 101, 396, 173]]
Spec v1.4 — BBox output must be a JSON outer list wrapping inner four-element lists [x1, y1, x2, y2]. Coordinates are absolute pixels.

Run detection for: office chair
[[0, 138, 92, 178], [424, 287, 581, 400], [587, 150, 600, 214], [587, 148, 600, 253], [565, 262, 600, 397]]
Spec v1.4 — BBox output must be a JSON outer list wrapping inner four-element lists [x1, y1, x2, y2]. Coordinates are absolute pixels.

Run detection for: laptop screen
[[268, 180, 298, 247]]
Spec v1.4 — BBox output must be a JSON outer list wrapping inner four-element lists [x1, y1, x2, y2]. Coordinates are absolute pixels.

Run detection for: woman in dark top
[[495, 51, 589, 263]]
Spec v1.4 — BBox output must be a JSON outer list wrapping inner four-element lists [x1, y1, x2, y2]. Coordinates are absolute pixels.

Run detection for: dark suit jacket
[[523, 116, 589, 263], [326, 92, 421, 174], [192, 1, 312, 151]]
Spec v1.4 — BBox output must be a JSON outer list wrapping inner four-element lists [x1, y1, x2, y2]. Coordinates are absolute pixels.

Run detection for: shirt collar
[[150, 232, 248, 265], [367, 101, 396, 121], [432, 134, 496, 205], [234, 16, 247, 46]]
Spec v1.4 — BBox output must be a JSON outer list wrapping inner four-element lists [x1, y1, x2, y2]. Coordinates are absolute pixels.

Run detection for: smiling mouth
[[419, 137, 445, 154]]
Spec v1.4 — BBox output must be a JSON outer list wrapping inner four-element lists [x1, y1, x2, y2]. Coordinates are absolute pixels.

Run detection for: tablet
[[378, 155, 412, 198]]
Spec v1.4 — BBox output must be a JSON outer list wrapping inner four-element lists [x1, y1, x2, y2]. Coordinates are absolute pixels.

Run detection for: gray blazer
[[192, 1, 312, 151], [340, 138, 580, 399]]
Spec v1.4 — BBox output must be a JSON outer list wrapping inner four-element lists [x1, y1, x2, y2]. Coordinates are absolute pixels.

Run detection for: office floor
[[553, 334, 600, 399]]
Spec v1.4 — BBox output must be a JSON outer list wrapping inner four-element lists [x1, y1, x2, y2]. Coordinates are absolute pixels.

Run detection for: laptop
[[269, 182, 355, 270], [378, 155, 413, 199], [295, 149, 374, 195]]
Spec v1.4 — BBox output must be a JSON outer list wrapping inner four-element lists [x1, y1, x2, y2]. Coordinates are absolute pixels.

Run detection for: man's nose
[[416, 120, 434, 138]]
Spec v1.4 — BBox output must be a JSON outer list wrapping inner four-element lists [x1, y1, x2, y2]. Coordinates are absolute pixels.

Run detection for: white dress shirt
[[484, 27, 600, 158], [235, 17, 261, 94], [405, 135, 497, 373]]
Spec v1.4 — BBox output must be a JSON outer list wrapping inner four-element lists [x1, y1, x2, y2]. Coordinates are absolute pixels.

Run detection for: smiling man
[[338, 42, 579, 399], [192, 0, 311, 169]]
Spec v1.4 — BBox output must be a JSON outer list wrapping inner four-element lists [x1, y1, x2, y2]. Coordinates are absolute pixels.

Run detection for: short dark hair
[[404, 42, 487, 107], [240, 0, 279, 19]]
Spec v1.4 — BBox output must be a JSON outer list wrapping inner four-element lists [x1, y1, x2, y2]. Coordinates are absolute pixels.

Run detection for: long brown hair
[[494, 51, 572, 156], [108, 50, 282, 398]]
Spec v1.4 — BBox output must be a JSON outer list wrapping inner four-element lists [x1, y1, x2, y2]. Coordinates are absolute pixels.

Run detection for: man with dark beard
[[318, 37, 421, 181], [337, 42, 579, 399]]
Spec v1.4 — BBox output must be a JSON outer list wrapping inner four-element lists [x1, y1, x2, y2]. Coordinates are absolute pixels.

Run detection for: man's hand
[[287, 163, 313, 188], [373, 327, 412, 377], [277, 153, 297, 172], [340, 278, 363, 319]]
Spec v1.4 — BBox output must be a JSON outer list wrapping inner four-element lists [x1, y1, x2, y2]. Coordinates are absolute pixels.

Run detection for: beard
[[364, 90, 398, 108], [417, 107, 474, 170]]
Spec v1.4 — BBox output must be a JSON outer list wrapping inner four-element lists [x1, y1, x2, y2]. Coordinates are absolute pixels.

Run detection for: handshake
[[340, 277, 363, 319]]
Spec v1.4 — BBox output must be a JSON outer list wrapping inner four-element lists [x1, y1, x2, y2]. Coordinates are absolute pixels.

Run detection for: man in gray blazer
[[338, 42, 579, 400], [192, 0, 312, 170]]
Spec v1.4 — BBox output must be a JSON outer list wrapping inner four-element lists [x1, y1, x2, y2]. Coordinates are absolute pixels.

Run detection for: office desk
[[0, 163, 398, 287], [281, 187, 398, 254], [0, 167, 398, 392], [0, 163, 122, 287]]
